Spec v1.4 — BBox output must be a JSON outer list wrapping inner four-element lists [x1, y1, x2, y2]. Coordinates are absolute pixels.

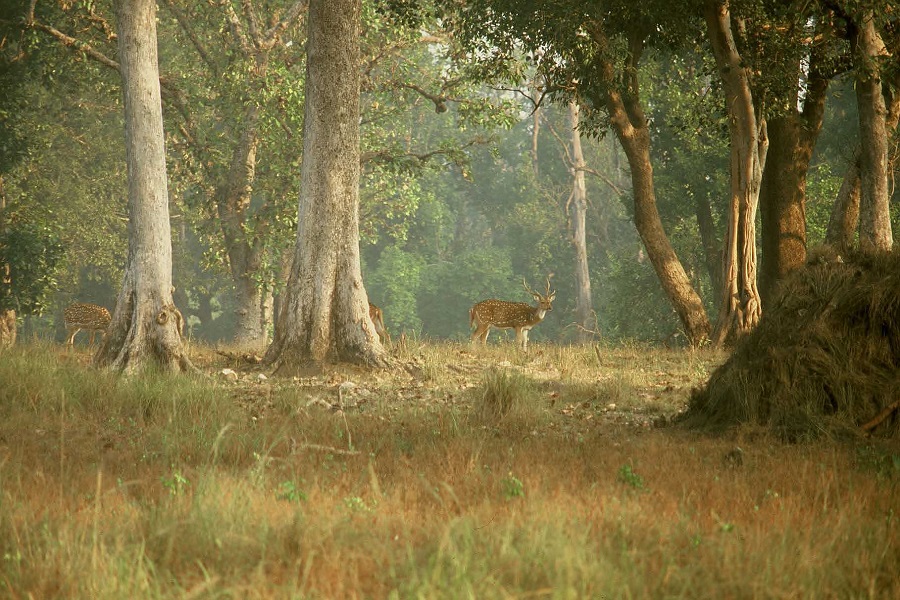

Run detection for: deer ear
[[550, 292, 556, 301]]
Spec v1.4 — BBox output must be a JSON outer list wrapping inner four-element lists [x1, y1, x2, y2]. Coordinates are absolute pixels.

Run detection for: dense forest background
[[0, 0, 895, 348]]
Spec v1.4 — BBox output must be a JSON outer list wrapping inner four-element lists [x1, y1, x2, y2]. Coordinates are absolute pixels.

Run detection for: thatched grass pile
[[680, 248, 900, 440]]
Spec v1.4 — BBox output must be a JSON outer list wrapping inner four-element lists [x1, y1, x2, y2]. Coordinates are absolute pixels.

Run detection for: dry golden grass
[[0, 340, 897, 598]]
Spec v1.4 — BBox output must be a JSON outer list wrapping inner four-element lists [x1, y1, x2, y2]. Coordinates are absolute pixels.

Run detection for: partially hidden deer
[[470, 278, 556, 351], [369, 302, 390, 345], [64, 302, 111, 347]]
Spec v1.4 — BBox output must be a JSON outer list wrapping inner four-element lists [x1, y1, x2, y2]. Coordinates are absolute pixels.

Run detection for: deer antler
[[545, 276, 552, 295], [523, 278, 537, 296]]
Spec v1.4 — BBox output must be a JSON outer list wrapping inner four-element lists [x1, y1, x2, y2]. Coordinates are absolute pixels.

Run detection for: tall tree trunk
[[759, 117, 807, 305], [0, 179, 13, 348], [695, 193, 722, 304], [758, 53, 827, 305], [827, 42, 900, 253], [853, 12, 892, 252], [216, 103, 269, 349], [705, 0, 768, 346], [95, 0, 191, 373], [264, 0, 386, 373], [567, 102, 594, 341], [585, 26, 711, 346], [531, 78, 541, 178]]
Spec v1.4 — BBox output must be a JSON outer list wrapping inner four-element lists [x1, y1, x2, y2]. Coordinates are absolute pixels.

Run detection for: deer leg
[[66, 327, 79, 346], [515, 328, 526, 351], [471, 324, 489, 345], [88, 331, 96, 346]]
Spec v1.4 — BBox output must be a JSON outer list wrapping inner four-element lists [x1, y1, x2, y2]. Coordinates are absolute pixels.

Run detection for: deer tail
[[469, 306, 475, 330]]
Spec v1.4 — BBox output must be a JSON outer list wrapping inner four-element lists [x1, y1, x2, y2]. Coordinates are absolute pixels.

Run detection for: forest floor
[[0, 340, 898, 598]]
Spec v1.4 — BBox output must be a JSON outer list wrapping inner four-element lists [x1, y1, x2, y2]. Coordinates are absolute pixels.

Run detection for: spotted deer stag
[[470, 279, 556, 351], [64, 302, 111, 347], [369, 302, 390, 345]]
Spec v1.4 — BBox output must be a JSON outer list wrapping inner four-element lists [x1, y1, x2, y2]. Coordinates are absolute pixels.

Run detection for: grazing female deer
[[64, 302, 111, 347], [470, 279, 556, 351]]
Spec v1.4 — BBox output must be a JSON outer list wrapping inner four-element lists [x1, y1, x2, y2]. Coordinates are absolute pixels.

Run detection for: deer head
[[469, 278, 556, 351]]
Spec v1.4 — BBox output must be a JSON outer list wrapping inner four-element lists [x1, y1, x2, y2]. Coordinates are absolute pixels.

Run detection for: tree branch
[[160, 0, 220, 78], [261, 0, 308, 49], [28, 20, 120, 71]]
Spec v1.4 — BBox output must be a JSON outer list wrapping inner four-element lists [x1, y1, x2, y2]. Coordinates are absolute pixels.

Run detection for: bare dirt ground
[[193, 340, 727, 437]]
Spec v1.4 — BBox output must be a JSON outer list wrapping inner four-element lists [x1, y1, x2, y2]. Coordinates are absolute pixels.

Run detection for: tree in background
[[558, 101, 595, 341], [446, 0, 713, 346], [95, 0, 190, 372], [0, 6, 66, 347]]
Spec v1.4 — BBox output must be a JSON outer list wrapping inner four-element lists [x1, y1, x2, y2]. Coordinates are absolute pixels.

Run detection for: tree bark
[[0, 308, 13, 348], [705, 0, 768, 346], [95, 0, 192, 373], [264, 0, 386, 373], [531, 78, 541, 178], [759, 117, 807, 305], [825, 150, 861, 252], [853, 11, 892, 252], [567, 101, 595, 341], [585, 26, 711, 346], [216, 102, 270, 349], [695, 193, 722, 304], [0, 180, 12, 348], [758, 50, 827, 305], [826, 53, 900, 253]]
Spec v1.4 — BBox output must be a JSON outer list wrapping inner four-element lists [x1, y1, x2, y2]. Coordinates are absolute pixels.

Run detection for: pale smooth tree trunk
[[264, 0, 386, 374], [584, 27, 711, 346], [827, 65, 900, 252], [531, 78, 541, 178], [95, 0, 192, 373], [567, 101, 594, 341], [853, 12, 892, 252], [705, 0, 768, 347]]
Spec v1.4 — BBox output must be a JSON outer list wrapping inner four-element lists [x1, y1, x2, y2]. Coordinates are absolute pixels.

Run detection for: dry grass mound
[[681, 248, 900, 440]]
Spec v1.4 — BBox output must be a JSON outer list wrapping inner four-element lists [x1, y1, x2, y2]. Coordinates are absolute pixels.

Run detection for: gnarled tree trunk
[[705, 0, 768, 346], [263, 0, 386, 374], [95, 0, 191, 373]]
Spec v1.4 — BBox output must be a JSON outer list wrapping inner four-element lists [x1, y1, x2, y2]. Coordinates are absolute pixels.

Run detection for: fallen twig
[[295, 443, 360, 456], [861, 399, 900, 434]]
